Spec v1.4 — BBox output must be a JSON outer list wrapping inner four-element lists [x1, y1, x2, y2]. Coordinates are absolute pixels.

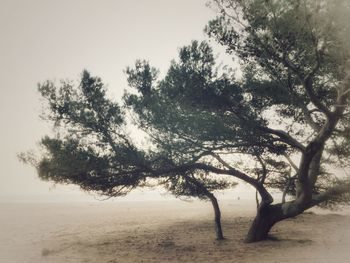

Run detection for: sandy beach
[[1, 199, 350, 263]]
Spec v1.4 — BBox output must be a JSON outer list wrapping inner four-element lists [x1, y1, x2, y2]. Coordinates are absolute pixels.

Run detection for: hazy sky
[[0, 0, 239, 199]]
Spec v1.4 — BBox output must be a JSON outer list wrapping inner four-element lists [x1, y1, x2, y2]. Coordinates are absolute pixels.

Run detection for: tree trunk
[[245, 205, 276, 243], [209, 194, 224, 240], [182, 174, 225, 240], [245, 202, 304, 243]]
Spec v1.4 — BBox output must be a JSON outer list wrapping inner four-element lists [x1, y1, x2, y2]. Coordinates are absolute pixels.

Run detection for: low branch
[[309, 183, 350, 206], [210, 153, 235, 171], [151, 162, 273, 205], [258, 127, 305, 151]]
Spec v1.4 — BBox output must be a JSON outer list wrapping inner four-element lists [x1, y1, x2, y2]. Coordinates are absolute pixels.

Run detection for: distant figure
[[237, 196, 240, 201]]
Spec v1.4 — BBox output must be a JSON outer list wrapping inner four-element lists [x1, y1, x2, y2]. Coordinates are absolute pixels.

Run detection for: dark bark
[[208, 194, 224, 240], [245, 204, 277, 243], [244, 202, 301, 243]]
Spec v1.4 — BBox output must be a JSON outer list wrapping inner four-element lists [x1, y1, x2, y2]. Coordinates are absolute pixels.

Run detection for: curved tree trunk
[[182, 173, 225, 240], [245, 204, 274, 243], [244, 202, 301, 243], [208, 194, 224, 240]]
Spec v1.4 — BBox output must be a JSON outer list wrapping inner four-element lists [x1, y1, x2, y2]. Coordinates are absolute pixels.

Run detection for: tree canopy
[[22, 0, 350, 243]]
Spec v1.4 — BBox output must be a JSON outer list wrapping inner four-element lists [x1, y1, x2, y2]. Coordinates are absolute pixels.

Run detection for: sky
[[0, 0, 253, 201]]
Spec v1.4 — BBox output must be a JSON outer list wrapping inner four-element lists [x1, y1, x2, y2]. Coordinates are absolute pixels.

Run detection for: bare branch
[[151, 162, 273, 205]]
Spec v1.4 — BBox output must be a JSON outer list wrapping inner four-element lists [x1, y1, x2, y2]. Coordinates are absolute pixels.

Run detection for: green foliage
[[37, 137, 143, 195], [206, 0, 348, 125], [38, 71, 124, 132], [125, 40, 288, 164], [26, 65, 238, 199], [29, 71, 153, 196]]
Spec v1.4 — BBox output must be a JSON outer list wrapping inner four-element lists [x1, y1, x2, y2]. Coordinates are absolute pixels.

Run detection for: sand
[[1, 199, 350, 263]]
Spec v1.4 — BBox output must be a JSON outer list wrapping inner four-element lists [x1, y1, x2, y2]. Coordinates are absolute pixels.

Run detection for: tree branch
[[258, 126, 305, 151], [151, 162, 273, 205], [309, 182, 350, 206], [303, 76, 332, 117], [283, 153, 299, 173]]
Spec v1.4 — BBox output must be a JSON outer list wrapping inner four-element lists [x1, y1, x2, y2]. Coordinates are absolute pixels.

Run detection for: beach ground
[[1, 199, 349, 263]]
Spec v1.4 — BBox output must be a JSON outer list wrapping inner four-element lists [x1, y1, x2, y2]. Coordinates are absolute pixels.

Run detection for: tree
[[205, 0, 350, 241], [22, 0, 350, 243], [20, 69, 236, 240]]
